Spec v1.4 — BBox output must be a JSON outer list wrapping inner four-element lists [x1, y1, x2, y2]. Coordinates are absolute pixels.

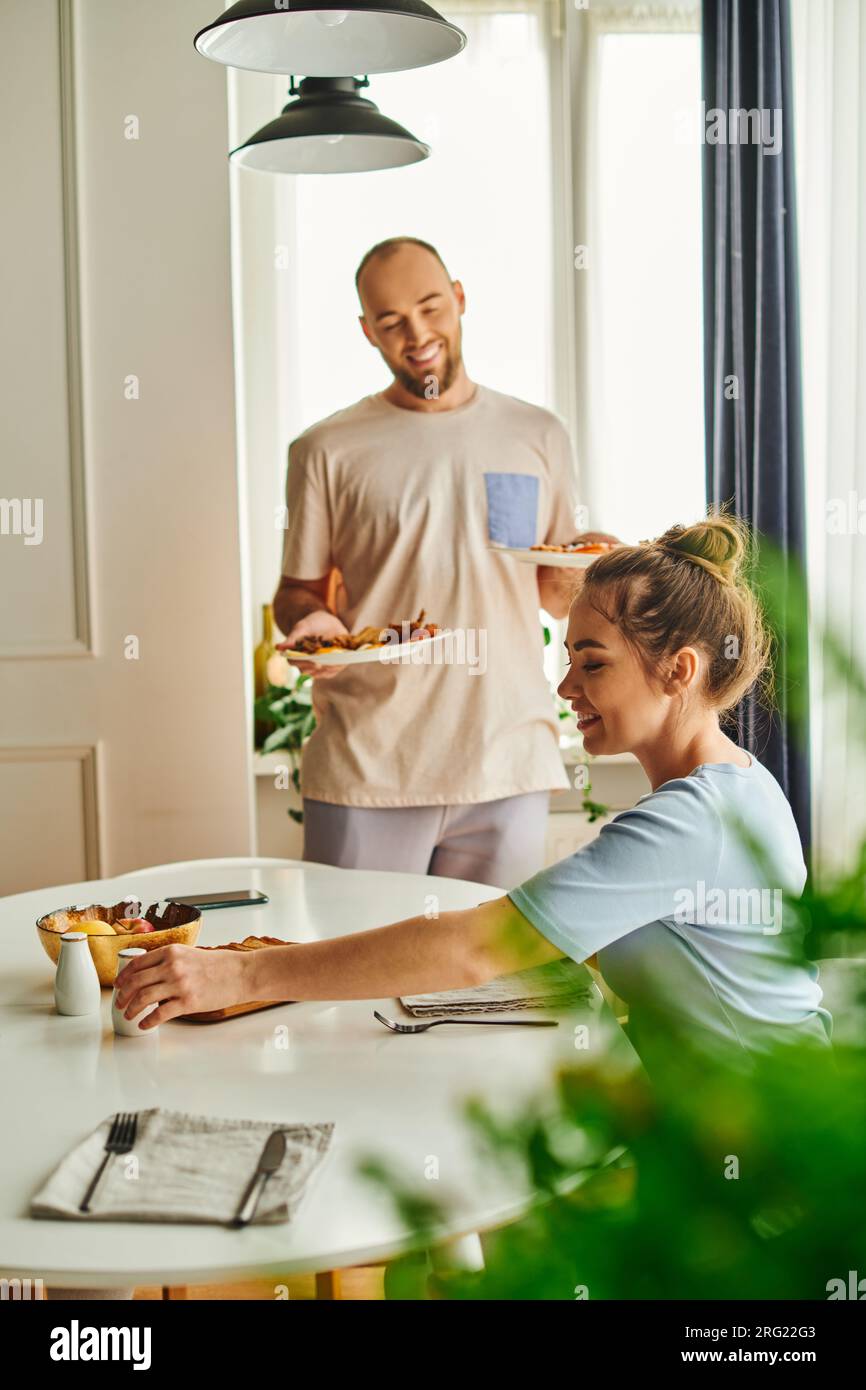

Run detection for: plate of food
[[280, 610, 450, 666], [490, 541, 618, 569]]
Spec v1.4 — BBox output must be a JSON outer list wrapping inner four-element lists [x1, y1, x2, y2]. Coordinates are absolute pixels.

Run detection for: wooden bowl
[[36, 897, 202, 987]]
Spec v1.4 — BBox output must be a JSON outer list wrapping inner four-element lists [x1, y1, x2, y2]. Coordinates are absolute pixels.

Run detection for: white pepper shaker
[[112, 948, 158, 1037], [54, 932, 102, 1016]]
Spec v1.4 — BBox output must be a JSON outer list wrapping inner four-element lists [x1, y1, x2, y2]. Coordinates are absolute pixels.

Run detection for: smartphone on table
[[168, 890, 269, 911]]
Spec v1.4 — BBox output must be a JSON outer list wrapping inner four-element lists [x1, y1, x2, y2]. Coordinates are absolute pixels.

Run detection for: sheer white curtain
[[582, 20, 704, 543], [793, 0, 866, 874]]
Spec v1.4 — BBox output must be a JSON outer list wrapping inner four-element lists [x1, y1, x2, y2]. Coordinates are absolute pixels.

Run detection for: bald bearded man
[[273, 236, 611, 890]]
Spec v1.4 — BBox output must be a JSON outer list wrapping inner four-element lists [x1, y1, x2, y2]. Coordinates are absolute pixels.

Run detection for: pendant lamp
[[195, 1, 466, 77], [229, 77, 430, 173]]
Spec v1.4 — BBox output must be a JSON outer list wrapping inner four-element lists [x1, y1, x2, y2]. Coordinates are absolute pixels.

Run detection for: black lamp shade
[[195, 1, 466, 77], [230, 78, 430, 173]]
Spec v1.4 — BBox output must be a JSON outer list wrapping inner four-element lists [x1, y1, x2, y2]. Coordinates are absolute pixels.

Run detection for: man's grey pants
[[302, 792, 550, 891]]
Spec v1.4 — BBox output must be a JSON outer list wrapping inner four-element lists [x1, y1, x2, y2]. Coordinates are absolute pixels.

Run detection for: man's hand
[[574, 530, 621, 547], [277, 609, 351, 681], [113, 944, 256, 1029], [538, 531, 622, 618]]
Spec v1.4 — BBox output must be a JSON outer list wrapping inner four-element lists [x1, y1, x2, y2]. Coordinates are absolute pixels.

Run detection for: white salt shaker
[[112, 948, 158, 1037], [54, 931, 101, 1016]]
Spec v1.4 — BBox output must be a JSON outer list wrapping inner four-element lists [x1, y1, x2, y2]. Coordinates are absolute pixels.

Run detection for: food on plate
[[198, 935, 290, 953], [75, 920, 116, 937], [290, 610, 440, 656], [530, 541, 616, 554]]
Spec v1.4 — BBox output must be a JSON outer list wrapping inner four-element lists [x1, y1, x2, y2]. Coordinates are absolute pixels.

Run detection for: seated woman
[[115, 516, 832, 1073]]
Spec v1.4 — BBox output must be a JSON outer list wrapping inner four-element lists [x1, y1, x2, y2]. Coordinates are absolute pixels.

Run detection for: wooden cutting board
[[179, 936, 296, 1023]]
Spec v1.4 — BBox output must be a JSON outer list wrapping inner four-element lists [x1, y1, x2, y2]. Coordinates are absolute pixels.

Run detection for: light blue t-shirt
[[509, 756, 832, 1071]]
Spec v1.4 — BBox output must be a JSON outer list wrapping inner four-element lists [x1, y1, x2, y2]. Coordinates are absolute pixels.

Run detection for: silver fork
[[79, 1112, 138, 1213], [373, 1010, 558, 1034]]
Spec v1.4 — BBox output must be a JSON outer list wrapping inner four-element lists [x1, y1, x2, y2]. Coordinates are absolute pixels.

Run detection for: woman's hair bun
[[657, 514, 748, 585], [582, 510, 770, 716]]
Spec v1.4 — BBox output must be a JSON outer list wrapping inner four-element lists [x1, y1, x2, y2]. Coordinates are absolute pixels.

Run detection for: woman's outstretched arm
[[113, 896, 567, 1029]]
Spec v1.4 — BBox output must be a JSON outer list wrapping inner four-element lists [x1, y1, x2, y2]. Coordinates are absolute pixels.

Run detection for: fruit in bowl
[[36, 898, 201, 987], [75, 920, 117, 936]]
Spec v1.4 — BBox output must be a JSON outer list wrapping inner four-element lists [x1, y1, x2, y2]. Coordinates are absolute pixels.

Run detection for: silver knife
[[232, 1130, 287, 1228]]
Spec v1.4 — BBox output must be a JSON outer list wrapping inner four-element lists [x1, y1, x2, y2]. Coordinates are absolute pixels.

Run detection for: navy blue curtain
[[702, 0, 811, 850]]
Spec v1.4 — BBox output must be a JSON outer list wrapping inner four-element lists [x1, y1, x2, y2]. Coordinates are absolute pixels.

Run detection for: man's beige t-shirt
[[280, 384, 578, 807]]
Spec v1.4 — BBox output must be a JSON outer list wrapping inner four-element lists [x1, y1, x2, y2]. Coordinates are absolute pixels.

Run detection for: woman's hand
[[113, 944, 254, 1029]]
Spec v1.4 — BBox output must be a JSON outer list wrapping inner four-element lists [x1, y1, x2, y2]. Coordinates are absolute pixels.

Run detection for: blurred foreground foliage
[[365, 1040, 864, 1300]]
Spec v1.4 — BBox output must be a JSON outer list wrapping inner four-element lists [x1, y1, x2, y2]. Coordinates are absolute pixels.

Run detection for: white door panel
[[0, 1, 254, 895]]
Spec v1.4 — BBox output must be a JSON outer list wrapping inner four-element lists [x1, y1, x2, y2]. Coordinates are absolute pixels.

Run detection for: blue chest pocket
[[484, 472, 540, 549]]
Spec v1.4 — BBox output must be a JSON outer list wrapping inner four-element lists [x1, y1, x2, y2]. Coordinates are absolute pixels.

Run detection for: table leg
[[429, 1232, 485, 1273], [315, 1270, 342, 1300], [424, 1232, 485, 1298]]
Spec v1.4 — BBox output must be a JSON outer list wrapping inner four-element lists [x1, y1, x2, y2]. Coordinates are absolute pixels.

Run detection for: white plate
[[489, 544, 610, 569], [280, 628, 453, 667]]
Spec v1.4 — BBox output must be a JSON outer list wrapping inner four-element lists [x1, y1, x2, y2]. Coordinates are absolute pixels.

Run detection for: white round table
[[0, 858, 636, 1290]]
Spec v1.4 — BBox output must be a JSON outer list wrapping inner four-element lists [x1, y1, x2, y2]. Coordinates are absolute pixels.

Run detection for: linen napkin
[[400, 959, 594, 1017], [31, 1108, 334, 1225]]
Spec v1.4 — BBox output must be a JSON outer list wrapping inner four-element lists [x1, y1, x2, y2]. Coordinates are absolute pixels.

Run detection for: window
[[230, 1, 705, 709], [590, 29, 705, 541], [283, 3, 558, 434], [545, 2, 704, 694], [569, 4, 705, 545]]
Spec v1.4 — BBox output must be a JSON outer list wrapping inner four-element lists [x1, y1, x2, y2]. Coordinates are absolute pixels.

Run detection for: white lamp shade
[[232, 132, 429, 174]]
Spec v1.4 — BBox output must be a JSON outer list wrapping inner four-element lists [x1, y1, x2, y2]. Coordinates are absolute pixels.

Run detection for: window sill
[[252, 747, 643, 778]]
